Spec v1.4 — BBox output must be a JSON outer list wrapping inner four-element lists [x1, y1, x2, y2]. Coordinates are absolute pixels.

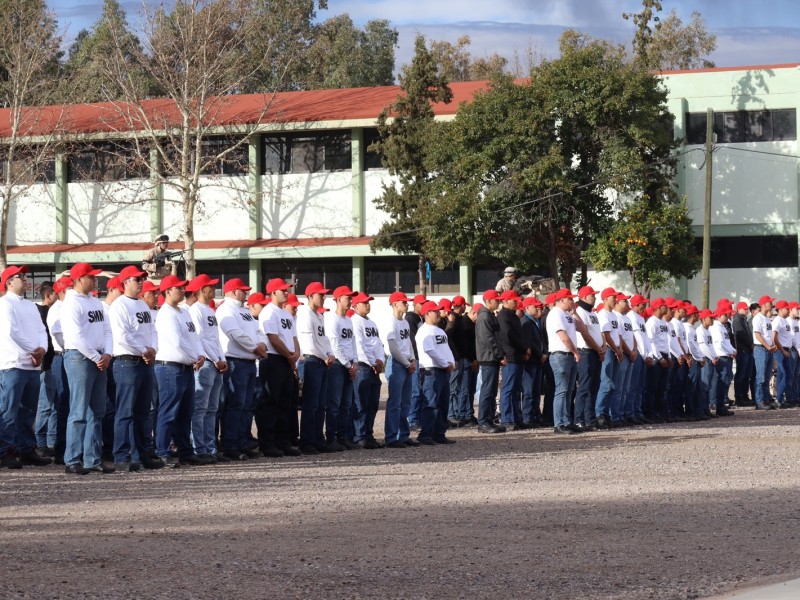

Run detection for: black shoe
[[324, 441, 346, 452], [64, 463, 89, 475], [18, 452, 52, 466], [337, 438, 360, 450], [223, 449, 248, 461], [214, 453, 232, 463], [780, 402, 791, 409], [554, 426, 576, 435], [299, 444, 319, 455], [386, 441, 407, 449], [1, 453, 22, 469], [113, 461, 142, 472], [416, 437, 436, 445], [503, 423, 520, 431], [39, 446, 55, 457], [717, 408, 735, 417], [87, 463, 116, 474], [458, 418, 474, 427], [408, 424, 421, 433], [358, 438, 383, 450], [277, 445, 302, 457], [447, 419, 461, 429], [638, 416, 654, 425], [477, 424, 503, 434], [182, 454, 214, 465], [142, 457, 166, 469], [573, 423, 594, 433], [434, 437, 456, 445], [260, 444, 285, 458], [403, 438, 421, 447], [704, 411, 719, 419], [161, 455, 181, 468], [242, 448, 263, 459]]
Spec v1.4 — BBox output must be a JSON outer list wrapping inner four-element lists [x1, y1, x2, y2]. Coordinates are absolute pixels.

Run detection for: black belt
[[578, 348, 593, 353], [115, 354, 143, 362], [357, 361, 373, 368], [419, 366, 445, 374], [155, 360, 192, 370], [226, 356, 255, 363], [53, 351, 63, 356], [551, 351, 570, 355], [303, 354, 327, 364]]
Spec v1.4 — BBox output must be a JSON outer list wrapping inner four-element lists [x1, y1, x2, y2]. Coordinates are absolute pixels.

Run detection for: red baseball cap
[[629, 294, 649, 306], [615, 293, 631, 302], [140, 281, 160, 294], [472, 302, 484, 312], [420, 300, 440, 315], [1, 265, 28, 287], [105, 276, 122, 292], [351, 292, 374, 305], [333, 286, 357, 300], [717, 298, 733, 307], [482, 290, 501, 302], [554, 288, 577, 300], [789, 301, 800, 310], [412, 294, 427, 305], [53, 276, 73, 294], [70, 263, 102, 279], [452, 295, 469, 306], [247, 292, 267, 306], [698, 309, 714, 319], [265, 278, 291, 294], [651, 297, 666, 309], [224, 278, 251, 294], [522, 296, 543, 308], [578, 285, 599, 298], [157, 294, 165, 307], [439, 298, 453, 312], [665, 298, 681, 309], [118, 265, 147, 281], [305, 281, 330, 296], [685, 304, 699, 316], [544, 293, 556, 305], [285, 293, 303, 307], [644, 307, 654, 318], [775, 300, 790, 310], [736, 301, 749, 311], [186, 274, 220, 293], [499, 290, 522, 302], [159, 275, 188, 292], [600, 287, 618, 300], [317, 306, 329, 314], [758, 295, 775, 306], [389, 291, 411, 304], [346, 309, 354, 318]]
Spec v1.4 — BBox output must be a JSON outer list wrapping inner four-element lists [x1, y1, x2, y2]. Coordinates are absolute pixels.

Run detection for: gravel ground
[[2, 405, 800, 600]]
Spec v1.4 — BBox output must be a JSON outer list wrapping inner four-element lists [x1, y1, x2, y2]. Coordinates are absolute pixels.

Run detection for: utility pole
[[701, 108, 713, 310]]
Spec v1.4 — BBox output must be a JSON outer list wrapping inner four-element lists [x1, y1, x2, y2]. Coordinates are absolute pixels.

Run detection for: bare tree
[[0, 0, 66, 269], [100, 0, 289, 278]]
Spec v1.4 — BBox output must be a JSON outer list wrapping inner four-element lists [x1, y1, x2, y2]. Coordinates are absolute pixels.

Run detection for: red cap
[[305, 281, 330, 296], [346, 308, 354, 318], [629, 294, 649, 306], [472, 302, 484, 312], [53, 276, 73, 294], [389, 291, 411, 304], [439, 298, 453, 312], [758, 295, 775, 306], [118, 265, 147, 281], [351, 292, 374, 305], [265, 278, 291, 294], [644, 307, 654, 318], [789, 301, 800, 310], [685, 304, 699, 316], [1, 265, 28, 287], [186, 274, 219, 293], [420, 300, 440, 315], [224, 278, 251, 294], [482, 289, 501, 302], [140, 281, 160, 294], [247, 292, 267, 306], [554, 288, 577, 300], [317, 306, 330, 314], [285, 293, 303, 307], [105, 276, 122, 292], [578, 285, 599, 298], [775, 300, 790, 310], [664, 298, 680, 309], [736, 301, 749, 311], [412, 294, 427, 305], [209, 298, 216, 310], [544, 293, 556, 305], [615, 293, 631, 302], [698, 309, 714, 319], [159, 275, 188, 292], [157, 295, 165, 307], [651, 297, 666, 309], [333, 286, 357, 300], [713, 306, 731, 319], [499, 290, 522, 302], [452, 295, 469, 306], [70, 263, 102, 279], [522, 296, 542, 308], [600, 287, 618, 300]]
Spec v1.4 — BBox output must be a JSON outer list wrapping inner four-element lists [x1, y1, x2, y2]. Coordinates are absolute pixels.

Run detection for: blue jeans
[[595, 348, 617, 419], [715, 356, 733, 408], [734, 350, 753, 401], [353, 364, 381, 443], [753, 345, 773, 405], [458, 361, 478, 419], [684, 360, 702, 416], [610, 355, 631, 421], [408, 369, 423, 426], [51, 354, 70, 462], [522, 360, 543, 423], [112, 358, 154, 463], [0, 368, 40, 456], [791, 349, 800, 403], [155, 363, 195, 459], [701, 361, 716, 413], [35, 369, 57, 448], [477, 363, 499, 427], [64, 350, 107, 468], [550, 352, 577, 428], [385, 356, 411, 444], [447, 358, 465, 420], [499, 362, 523, 425], [223, 357, 256, 452], [299, 356, 329, 450], [775, 350, 794, 403], [574, 350, 599, 426], [626, 355, 645, 419], [192, 361, 222, 456], [420, 367, 449, 441], [326, 362, 354, 442]]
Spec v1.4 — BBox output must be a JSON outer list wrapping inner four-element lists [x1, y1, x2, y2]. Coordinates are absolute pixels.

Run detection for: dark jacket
[[462, 315, 477, 362], [405, 310, 423, 360], [520, 313, 544, 362], [36, 303, 54, 372], [732, 312, 753, 352], [476, 307, 503, 364], [497, 307, 528, 363], [445, 313, 465, 361]]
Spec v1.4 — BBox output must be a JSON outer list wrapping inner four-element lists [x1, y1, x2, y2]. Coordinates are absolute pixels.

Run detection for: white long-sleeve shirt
[[697, 324, 717, 360], [189, 302, 224, 363], [0, 291, 48, 370], [647, 315, 669, 356], [383, 316, 414, 367], [325, 312, 357, 367], [630, 311, 656, 360], [416, 323, 455, 369], [352, 313, 384, 365], [155, 304, 202, 365], [46, 299, 65, 352], [597, 308, 620, 345], [296, 305, 333, 360], [711, 321, 736, 357], [684, 321, 705, 361], [260, 303, 297, 356], [61, 289, 113, 362], [217, 297, 262, 360], [772, 315, 793, 349], [109, 295, 157, 357], [666, 320, 684, 359]]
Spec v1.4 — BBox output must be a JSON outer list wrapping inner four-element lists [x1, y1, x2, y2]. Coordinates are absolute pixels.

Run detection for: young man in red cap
[[415, 300, 456, 444], [497, 289, 530, 429], [405, 294, 426, 431], [260, 278, 302, 456], [697, 309, 718, 418], [382, 291, 418, 448], [46, 276, 74, 464], [459, 300, 480, 426], [475, 290, 505, 433], [0, 265, 50, 469], [296, 282, 335, 454], [351, 292, 384, 448], [61, 263, 114, 474], [628, 295, 654, 424], [772, 300, 794, 408], [325, 286, 359, 449], [186, 274, 228, 463], [217, 277, 268, 459], [546, 289, 581, 434], [595, 288, 621, 427], [752, 295, 778, 410], [682, 305, 708, 420], [108, 266, 165, 470], [732, 301, 754, 405], [615, 294, 640, 424], [33, 280, 57, 458], [444, 296, 469, 428], [789, 303, 800, 406], [101, 276, 123, 462], [573, 286, 604, 430], [710, 308, 736, 416], [645, 298, 671, 422], [663, 300, 688, 421]]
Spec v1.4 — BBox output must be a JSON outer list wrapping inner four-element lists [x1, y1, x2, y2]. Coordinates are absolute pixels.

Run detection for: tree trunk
[[183, 193, 196, 280], [0, 191, 10, 270]]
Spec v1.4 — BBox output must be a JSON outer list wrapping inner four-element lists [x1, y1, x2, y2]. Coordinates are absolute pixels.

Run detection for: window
[[261, 132, 351, 174], [1, 147, 56, 184], [685, 109, 797, 144], [693, 235, 798, 269], [365, 257, 460, 294], [260, 259, 352, 294], [363, 128, 385, 170], [198, 136, 248, 176], [67, 142, 148, 182]]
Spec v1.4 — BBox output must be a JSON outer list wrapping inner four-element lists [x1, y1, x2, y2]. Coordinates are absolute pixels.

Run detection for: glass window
[[363, 128, 384, 170], [687, 109, 797, 145], [290, 137, 325, 173], [199, 136, 248, 176], [323, 135, 351, 171], [773, 109, 797, 141], [694, 235, 798, 269], [685, 113, 707, 145], [263, 137, 290, 174]]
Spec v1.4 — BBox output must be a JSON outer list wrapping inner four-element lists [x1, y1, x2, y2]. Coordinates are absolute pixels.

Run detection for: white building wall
[[364, 170, 393, 236], [66, 180, 152, 244], [9, 184, 57, 245]]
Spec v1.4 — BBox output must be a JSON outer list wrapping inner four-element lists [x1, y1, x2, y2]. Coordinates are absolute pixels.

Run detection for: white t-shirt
[[351, 313, 384, 365], [260, 303, 297, 356], [109, 295, 157, 357], [665, 320, 684, 359], [296, 305, 333, 360], [575, 305, 603, 350], [711, 320, 735, 357], [155, 304, 202, 365], [325, 312, 357, 366], [383, 316, 415, 366], [684, 321, 705, 361], [772, 315, 793, 348], [752, 312, 774, 346], [616, 311, 636, 353], [630, 311, 655, 359], [597, 308, 620, 345], [646, 315, 670, 356], [790, 316, 800, 350], [416, 323, 455, 369], [697, 324, 717, 360], [545, 307, 577, 353]]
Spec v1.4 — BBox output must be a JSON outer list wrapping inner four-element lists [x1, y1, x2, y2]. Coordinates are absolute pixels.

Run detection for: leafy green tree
[[370, 34, 452, 294], [427, 35, 507, 82], [584, 197, 700, 296]]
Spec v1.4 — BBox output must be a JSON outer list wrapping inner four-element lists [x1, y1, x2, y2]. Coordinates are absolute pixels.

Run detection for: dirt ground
[[2, 405, 800, 600]]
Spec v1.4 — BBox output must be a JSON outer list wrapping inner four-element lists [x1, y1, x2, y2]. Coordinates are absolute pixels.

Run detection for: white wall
[[9, 184, 57, 245], [67, 180, 151, 244], [364, 170, 393, 236]]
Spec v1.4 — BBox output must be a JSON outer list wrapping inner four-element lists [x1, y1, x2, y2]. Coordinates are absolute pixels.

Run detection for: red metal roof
[[0, 81, 492, 139]]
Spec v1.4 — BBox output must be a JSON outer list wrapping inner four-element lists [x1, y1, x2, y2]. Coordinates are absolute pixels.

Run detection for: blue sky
[[48, 0, 800, 71]]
